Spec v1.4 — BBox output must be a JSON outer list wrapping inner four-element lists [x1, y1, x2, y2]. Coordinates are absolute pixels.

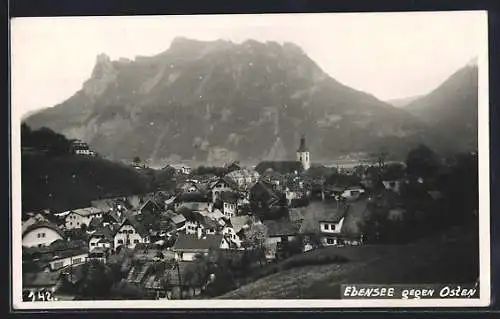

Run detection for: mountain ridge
[[24, 38, 469, 166]]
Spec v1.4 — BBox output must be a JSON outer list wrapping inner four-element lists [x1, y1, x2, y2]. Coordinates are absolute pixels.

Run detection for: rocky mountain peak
[[83, 53, 118, 98]]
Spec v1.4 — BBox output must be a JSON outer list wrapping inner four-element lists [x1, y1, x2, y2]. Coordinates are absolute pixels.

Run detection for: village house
[[209, 177, 239, 203], [263, 219, 300, 247], [174, 192, 213, 212], [113, 215, 150, 250], [201, 216, 220, 235], [48, 248, 88, 271], [88, 225, 114, 251], [101, 211, 122, 227], [219, 191, 239, 218], [64, 207, 103, 230], [299, 201, 350, 247], [172, 233, 230, 262], [87, 246, 110, 264], [71, 140, 95, 156], [249, 180, 285, 211], [208, 208, 225, 221], [178, 180, 200, 193], [22, 240, 88, 275], [224, 168, 260, 190], [340, 187, 366, 201], [229, 215, 254, 238], [177, 207, 205, 235], [137, 198, 163, 216], [170, 213, 187, 232], [168, 164, 192, 175], [221, 226, 242, 248], [22, 221, 65, 248], [91, 198, 121, 213]]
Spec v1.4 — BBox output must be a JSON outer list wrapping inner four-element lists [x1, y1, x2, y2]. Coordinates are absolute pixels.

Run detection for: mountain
[[404, 60, 478, 152], [386, 95, 424, 108], [25, 37, 445, 166]]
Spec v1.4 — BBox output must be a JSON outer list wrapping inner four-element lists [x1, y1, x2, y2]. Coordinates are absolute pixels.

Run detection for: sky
[[11, 11, 487, 118]]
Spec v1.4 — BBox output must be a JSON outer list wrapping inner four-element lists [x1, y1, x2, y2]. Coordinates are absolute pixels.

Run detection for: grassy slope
[[218, 223, 479, 299]]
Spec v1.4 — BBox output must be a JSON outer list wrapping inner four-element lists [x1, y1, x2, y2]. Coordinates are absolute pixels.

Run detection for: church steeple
[[297, 134, 308, 152], [296, 134, 310, 171]]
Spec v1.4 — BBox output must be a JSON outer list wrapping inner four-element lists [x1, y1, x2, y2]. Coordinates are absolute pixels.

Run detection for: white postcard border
[[10, 10, 491, 310]]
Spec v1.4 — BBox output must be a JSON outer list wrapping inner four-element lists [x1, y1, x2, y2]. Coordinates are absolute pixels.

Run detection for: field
[[218, 222, 479, 299]]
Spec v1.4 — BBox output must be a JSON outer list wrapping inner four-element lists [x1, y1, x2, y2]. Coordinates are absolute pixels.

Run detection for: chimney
[[197, 226, 202, 239]]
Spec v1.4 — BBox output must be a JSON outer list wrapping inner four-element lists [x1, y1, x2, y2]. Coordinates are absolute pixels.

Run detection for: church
[[255, 135, 311, 174], [296, 135, 311, 171]]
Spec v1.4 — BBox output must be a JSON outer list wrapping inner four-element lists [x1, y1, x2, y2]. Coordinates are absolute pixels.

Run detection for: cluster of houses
[[21, 161, 365, 297], [21, 136, 443, 299]]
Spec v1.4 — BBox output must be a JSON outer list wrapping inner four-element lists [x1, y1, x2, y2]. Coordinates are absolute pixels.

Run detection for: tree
[[370, 149, 389, 172], [381, 162, 406, 180], [306, 165, 336, 180], [280, 235, 304, 258], [184, 253, 210, 296], [245, 223, 268, 266], [80, 223, 88, 233], [78, 260, 113, 299], [405, 144, 440, 181], [110, 281, 149, 300]]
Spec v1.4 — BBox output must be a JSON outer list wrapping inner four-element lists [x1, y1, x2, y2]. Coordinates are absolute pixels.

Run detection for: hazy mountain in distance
[[25, 37, 449, 165], [404, 58, 478, 152], [387, 95, 424, 108]]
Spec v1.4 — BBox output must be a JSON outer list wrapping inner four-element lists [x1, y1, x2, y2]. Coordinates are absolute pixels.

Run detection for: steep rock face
[[25, 38, 444, 165], [405, 62, 478, 152]]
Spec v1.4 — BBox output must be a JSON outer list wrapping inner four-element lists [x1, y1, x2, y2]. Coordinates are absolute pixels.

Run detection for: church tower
[[296, 135, 311, 171]]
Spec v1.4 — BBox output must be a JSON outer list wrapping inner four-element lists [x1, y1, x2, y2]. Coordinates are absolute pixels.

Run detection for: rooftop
[[299, 201, 349, 234], [69, 207, 102, 217], [22, 221, 64, 239], [230, 215, 252, 233], [263, 219, 300, 237], [172, 233, 224, 251], [175, 192, 210, 203]]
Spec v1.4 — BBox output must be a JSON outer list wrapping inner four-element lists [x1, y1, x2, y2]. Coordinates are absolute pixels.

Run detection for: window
[[70, 222, 73, 226], [129, 230, 134, 234], [327, 238, 335, 245], [77, 222, 80, 226], [331, 224, 336, 231], [126, 239, 130, 245], [41, 233, 46, 238], [323, 224, 329, 230], [37, 233, 41, 238], [134, 239, 139, 244], [91, 242, 96, 246], [118, 239, 123, 244], [73, 258, 82, 264], [53, 261, 64, 269]]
